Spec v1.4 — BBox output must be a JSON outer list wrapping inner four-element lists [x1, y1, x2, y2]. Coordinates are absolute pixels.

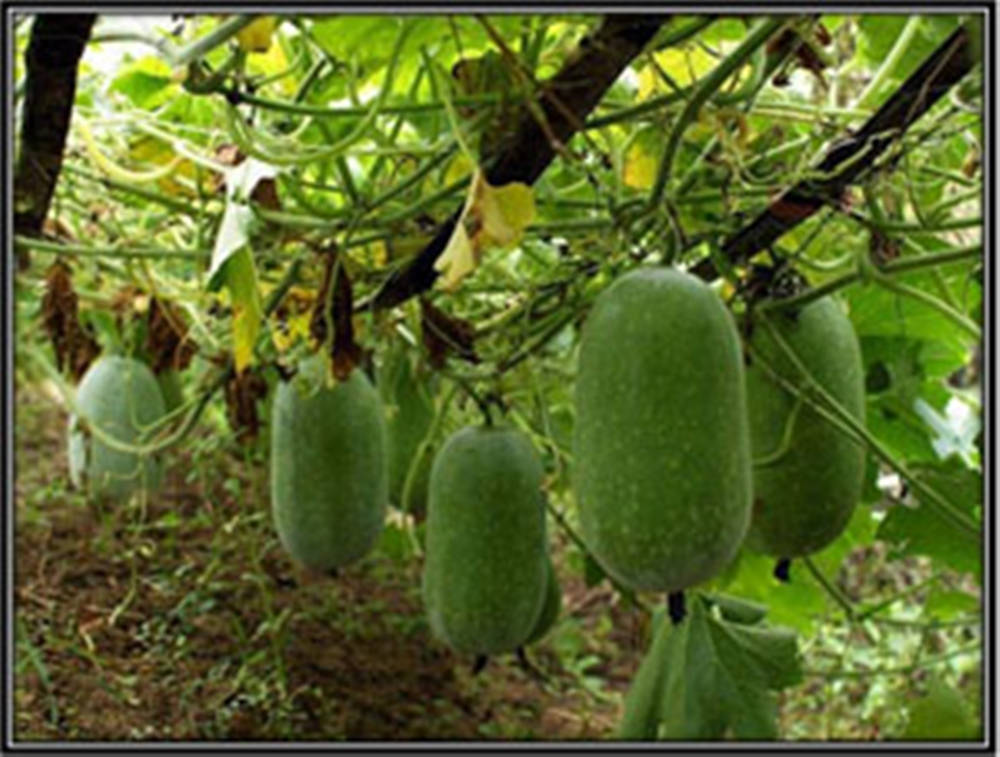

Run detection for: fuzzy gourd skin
[[574, 268, 752, 593], [745, 297, 865, 557], [68, 356, 166, 500], [271, 369, 388, 572], [524, 556, 562, 645], [422, 426, 547, 656]]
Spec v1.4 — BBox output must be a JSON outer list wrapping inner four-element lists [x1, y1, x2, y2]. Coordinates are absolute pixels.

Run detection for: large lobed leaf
[[622, 597, 801, 741]]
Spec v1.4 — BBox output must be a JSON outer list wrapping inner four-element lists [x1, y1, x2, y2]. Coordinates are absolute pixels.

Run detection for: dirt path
[[13, 383, 643, 742]]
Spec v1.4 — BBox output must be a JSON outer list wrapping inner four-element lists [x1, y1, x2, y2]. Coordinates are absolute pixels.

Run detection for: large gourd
[[271, 367, 388, 571], [68, 355, 166, 500], [574, 267, 752, 593], [423, 426, 547, 655], [379, 345, 435, 518], [745, 297, 865, 557]]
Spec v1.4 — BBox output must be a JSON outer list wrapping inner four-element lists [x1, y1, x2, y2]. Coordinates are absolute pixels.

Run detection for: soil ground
[[13, 381, 644, 741]]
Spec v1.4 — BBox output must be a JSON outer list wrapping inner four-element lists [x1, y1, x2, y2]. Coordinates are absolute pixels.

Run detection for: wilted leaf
[[146, 297, 196, 373], [434, 168, 535, 290], [224, 366, 269, 442], [208, 156, 278, 289], [420, 298, 478, 368], [309, 248, 363, 381], [41, 261, 100, 380]]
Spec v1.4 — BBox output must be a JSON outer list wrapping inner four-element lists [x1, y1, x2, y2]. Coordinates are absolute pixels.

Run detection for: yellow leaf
[[385, 235, 431, 263], [433, 169, 535, 291], [637, 65, 659, 101], [481, 181, 535, 247], [222, 247, 263, 372], [443, 153, 475, 187], [623, 142, 658, 190], [236, 17, 278, 53], [370, 241, 388, 267], [637, 45, 719, 101], [435, 222, 475, 291], [246, 28, 293, 95], [271, 311, 311, 353]]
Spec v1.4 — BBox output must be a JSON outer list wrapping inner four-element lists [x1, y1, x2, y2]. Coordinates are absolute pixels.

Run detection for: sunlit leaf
[[108, 56, 175, 109], [877, 457, 982, 578], [434, 168, 535, 290], [623, 129, 660, 190], [622, 597, 801, 740], [236, 16, 279, 53], [221, 247, 263, 373]]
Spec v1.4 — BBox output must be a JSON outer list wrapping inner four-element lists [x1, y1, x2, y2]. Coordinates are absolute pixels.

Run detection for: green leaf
[[620, 608, 673, 739], [903, 676, 980, 741], [108, 56, 175, 109], [877, 457, 982, 578], [654, 597, 801, 740], [704, 593, 768, 625], [924, 588, 978, 620]]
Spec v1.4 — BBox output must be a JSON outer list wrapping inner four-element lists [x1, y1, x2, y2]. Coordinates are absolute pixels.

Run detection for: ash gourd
[[422, 425, 551, 671], [573, 267, 753, 612], [68, 355, 167, 501], [270, 358, 388, 573]]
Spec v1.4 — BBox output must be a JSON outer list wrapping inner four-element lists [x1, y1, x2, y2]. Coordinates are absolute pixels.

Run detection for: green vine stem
[[399, 383, 457, 521], [222, 19, 413, 167], [759, 244, 981, 313], [853, 16, 923, 109], [226, 90, 501, 118], [751, 395, 803, 467], [854, 572, 943, 621], [14, 236, 209, 261], [172, 15, 259, 68], [61, 164, 205, 216], [646, 17, 788, 212], [802, 556, 857, 619]]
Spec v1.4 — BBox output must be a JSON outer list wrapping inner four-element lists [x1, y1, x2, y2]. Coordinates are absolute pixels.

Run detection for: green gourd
[[745, 298, 865, 557], [574, 267, 752, 593], [422, 426, 547, 655], [271, 367, 388, 571], [525, 556, 562, 645], [68, 355, 167, 500]]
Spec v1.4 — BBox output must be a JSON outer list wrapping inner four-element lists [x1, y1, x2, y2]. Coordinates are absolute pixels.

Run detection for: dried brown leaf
[[41, 261, 99, 380], [420, 298, 479, 369]]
